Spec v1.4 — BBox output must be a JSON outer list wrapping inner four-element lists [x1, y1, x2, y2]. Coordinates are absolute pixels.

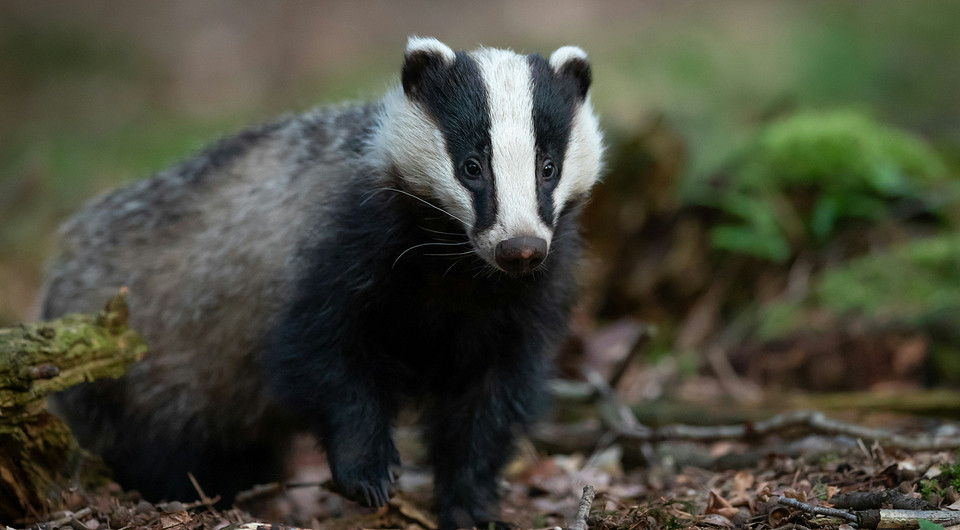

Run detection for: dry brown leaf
[[729, 470, 755, 510], [157, 510, 192, 530], [706, 490, 739, 519], [392, 497, 437, 530]]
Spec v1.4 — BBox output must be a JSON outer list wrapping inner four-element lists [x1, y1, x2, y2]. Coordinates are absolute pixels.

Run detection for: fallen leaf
[[706, 490, 739, 519]]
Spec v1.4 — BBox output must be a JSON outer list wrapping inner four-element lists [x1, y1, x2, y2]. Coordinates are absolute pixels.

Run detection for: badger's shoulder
[[42, 102, 384, 318]]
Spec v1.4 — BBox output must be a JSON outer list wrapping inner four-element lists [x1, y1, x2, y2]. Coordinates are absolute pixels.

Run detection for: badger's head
[[375, 37, 603, 274]]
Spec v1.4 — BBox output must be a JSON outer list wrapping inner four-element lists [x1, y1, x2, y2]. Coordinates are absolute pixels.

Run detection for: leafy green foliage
[[758, 234, 960, 340], [817, 234, 960, 321], [709, 110, 949, 261], [941, 457, 960, 492], [918, 456, 960, 507], [920, 478, 942, 502]]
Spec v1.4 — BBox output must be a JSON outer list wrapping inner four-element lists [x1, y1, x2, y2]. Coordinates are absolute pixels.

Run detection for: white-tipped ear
[[406, 36, 456, 65], [549, 45, 588, 71], [549, 45, 592, 99]]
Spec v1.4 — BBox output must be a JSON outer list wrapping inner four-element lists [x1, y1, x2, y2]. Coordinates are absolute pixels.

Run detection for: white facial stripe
[[553, 96, 603, 223], [373, 88, 475, 226], [472, 49, 551, 246]]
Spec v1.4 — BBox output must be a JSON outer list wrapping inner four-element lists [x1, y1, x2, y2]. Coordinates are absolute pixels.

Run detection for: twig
[[571, 485, 596, 530], [778, 496, 858, 524], [188, 472, 221, 517], [41, 507, 93, 529], [704, 345, 761, 404], [602, 403, 960, 451], [607, 324, 653, 390], [234, 480, 327, 505]]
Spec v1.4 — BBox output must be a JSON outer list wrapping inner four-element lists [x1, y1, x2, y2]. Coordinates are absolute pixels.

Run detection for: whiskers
[[359, 187, 481, 273], [392, 240, 472, 269], [361, 187, 467, 226]]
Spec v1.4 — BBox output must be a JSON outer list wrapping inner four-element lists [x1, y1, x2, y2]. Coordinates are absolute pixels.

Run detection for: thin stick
[[778, 496, 858, 524], [571, 485, 596, 530], [188, 472, 221, 517], [234, 480, 327, 505], [42, 508, 93, 529]]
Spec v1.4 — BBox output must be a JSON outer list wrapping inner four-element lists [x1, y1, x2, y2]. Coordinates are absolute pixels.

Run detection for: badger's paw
[[332, 452, 400, 507], [335, 476, 392, 508]]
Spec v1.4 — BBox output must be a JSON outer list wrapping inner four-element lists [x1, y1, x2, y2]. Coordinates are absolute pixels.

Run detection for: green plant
[[920, 478, 942, 501], [817, 234, 960, 321], [708, 110, 950, 262], [940, 457, 960, 492]]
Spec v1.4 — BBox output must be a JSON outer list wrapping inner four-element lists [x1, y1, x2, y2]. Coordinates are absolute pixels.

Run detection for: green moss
[[817, 234, 960, 321], [756, 234, 960, 343], [709, 110, 951, 261], [742, 110, 946, 191]]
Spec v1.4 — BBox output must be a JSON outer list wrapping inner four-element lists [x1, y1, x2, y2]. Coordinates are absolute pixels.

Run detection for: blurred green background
[[2, 1, 959, 398]]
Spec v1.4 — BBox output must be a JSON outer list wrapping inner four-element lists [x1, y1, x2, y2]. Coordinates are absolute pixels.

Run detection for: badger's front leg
[[429, 356, 545, 530], [317, 372, 400, 507], [265, 323, 400, 507]]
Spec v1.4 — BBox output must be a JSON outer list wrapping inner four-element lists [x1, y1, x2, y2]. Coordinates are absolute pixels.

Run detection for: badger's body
[[43, 38, 602, 529]]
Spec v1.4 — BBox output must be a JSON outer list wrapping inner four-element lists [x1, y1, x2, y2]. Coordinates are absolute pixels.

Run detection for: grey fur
[[43, 104, 384, 494]]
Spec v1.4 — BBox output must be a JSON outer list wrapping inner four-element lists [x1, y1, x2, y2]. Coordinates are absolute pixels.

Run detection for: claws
[[337, 476, 391, 508], [330, 441, 400, 507]]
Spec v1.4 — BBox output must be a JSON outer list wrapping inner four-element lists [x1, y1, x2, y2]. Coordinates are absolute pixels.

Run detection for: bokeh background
[[3, 0, 960, 408]]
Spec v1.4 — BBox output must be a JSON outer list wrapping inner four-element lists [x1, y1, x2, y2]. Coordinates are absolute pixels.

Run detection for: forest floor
[[21, 411, 960, 530]]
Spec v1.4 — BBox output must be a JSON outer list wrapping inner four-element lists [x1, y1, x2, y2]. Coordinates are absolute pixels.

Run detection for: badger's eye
[[463, 158, 482, 179], [542, 160, 557, 180]]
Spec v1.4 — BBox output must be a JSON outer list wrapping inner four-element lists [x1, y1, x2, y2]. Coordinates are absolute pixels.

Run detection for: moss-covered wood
[[0, 289, 146, 522]]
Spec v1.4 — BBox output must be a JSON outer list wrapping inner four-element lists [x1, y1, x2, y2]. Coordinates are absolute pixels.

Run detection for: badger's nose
[[495, 236, 547, 273]]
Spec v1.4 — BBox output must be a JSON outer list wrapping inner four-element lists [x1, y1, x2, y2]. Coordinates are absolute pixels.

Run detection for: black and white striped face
[[376, 37, 603, 274]]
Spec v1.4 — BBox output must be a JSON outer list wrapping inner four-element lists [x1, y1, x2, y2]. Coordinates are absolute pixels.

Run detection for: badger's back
[[42, 103, 382, 500]]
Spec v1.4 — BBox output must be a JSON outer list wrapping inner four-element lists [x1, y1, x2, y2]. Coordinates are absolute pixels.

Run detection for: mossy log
[[0, 289, 146, 522]]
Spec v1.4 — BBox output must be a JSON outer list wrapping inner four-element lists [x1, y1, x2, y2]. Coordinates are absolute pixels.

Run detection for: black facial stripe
[[528, 54, 581, 226], [407, 51, 497, 232]]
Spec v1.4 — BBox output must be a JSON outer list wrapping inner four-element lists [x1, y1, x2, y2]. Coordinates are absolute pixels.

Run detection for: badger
[[42, 37, 603, 529]]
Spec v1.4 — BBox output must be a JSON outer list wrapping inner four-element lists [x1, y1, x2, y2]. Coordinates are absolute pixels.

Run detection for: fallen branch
[[830, 491, 932, 511], [778, 496, 960, 529], [571, 485, 596, 530], [778, 496, 858, 524], [622, 409, 960, 451], [858, 509, 960, 529], [0, 289, 147, 522], [556, 370, 960, 451]]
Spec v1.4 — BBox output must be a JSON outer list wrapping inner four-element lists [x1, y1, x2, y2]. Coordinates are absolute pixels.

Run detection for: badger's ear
[[402, 36, 456, 98], [550, 45, 592, 99]]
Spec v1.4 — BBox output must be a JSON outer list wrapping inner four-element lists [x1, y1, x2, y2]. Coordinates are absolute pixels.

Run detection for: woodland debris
[[830, 491, 932, 511], [550, 370, 960, 453], [778, 496, 960, 530], [778, 496, 859, 524], [0, 289, 146, 522], [571, 485, 596, 530]]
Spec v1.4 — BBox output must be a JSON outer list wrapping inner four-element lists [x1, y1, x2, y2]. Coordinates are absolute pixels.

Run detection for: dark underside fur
[[264, 175, 583, 528]]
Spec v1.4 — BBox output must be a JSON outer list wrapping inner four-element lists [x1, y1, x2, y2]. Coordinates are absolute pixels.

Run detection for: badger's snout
[[495, 235, 547, 273]]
